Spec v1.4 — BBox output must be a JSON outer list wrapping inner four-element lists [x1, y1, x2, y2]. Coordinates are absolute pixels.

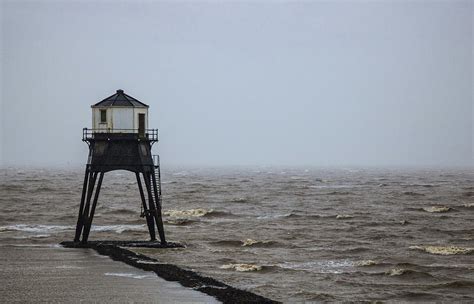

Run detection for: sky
[[0, 0, 472, 168]]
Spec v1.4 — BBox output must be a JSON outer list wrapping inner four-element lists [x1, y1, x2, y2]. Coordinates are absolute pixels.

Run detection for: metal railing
[[82, 128, 159, 142]]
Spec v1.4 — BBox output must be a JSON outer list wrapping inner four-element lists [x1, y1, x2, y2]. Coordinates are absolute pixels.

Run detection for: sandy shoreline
[[0, 244, 219, 303]]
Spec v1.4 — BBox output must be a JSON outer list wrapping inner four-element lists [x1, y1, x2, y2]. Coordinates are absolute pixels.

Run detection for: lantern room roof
[[92, 89, 149, 108]]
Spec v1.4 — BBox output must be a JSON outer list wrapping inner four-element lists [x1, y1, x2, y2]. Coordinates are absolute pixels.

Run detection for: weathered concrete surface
[[0, 244, 219, 303]]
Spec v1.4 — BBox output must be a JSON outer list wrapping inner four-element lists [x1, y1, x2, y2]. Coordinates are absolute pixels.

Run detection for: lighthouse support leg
[[82, 172, 104, 243], [143, 171, 166, 244], [74, 168, 91, 242], [151, 169, 166, 244], [136, 172, 156, 241], [79, 172, 98, 244]]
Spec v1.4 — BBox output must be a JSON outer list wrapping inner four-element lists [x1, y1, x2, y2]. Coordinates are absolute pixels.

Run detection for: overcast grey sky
[[1, 0, 472, 167]]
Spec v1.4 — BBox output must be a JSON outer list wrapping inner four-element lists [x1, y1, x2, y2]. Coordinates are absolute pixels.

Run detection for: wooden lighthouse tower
[[74, 89, 166, 245]]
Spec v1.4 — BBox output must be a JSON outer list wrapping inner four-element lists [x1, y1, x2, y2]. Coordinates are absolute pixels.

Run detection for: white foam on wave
[[0, 224, 74, 233], [241, 238, 272, 247], [0, 224, 145, 234], [91, 224, 145, 233], [164, 208, 213, 217], [277, 259, 377, 274], [220, 263, 262, 272], [104, 272, 155, 279], [409, 245, 474, 255], [386, 268, 407, 276], [422, 206, 451, 213], [12, 234, 51, 239]]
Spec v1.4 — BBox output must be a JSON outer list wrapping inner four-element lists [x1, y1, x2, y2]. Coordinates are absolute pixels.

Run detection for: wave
[[336, 214, 354, 219], [230, 197, 249, 203], [0, 224, 145, 234], [409, 245, 474, 255], [13, 234, 51, 239], [422, 206, 452, 213], [210, 239, 279, 248], [241, 238, 277, 247], [385, 268, 434, 278], [276, 259, 377, 274], [220, 263, 262, 272], [354, 260, 377, 266], [164, 208, 214, 217], [165, 218, 197, 225], [91, 225, 145, 233], [462, 203, 474, 208], [0, 224, 74, 233], [256, 213, 302, 220]]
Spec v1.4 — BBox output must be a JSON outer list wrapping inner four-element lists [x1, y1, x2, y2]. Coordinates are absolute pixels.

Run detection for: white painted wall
[[112, 108, 134, 130], [92, 108, 111, 131], [92, 107, 148, 132]]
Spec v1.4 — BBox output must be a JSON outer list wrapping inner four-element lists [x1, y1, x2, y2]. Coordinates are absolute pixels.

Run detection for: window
[[100, 109, 107, 123]]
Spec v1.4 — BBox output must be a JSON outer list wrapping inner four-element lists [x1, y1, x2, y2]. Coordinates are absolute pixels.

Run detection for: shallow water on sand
[[1, 167, 473, 302]]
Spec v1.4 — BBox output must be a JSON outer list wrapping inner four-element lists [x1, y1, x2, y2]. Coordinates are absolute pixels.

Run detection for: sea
[[1, 166, 473, 302]]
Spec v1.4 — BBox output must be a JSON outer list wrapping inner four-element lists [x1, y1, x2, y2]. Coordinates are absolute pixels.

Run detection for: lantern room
[[91, 89, 149, 134]]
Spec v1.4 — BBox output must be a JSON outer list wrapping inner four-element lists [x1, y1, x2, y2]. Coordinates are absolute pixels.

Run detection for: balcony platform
[[83, 128, 159, 142]]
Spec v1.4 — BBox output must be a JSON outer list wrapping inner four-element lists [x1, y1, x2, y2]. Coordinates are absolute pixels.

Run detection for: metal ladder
[[152, 155, 162, 207]]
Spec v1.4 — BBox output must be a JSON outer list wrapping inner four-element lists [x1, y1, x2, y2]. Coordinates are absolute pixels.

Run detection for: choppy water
[[1, 167, 473, 302]]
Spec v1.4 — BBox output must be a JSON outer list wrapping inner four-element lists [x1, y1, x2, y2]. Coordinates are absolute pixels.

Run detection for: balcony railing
[[83, 128, 159, 142]]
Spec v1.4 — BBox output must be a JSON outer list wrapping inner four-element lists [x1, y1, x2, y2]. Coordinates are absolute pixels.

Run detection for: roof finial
[[117, 89, 124, 94]]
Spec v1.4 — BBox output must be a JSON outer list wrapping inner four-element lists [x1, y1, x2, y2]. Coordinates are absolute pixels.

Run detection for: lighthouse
[[74, 89, 166, 245]]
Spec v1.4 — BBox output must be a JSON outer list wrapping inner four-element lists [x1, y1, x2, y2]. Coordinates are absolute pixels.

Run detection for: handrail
[[82, 128, 159, 142]]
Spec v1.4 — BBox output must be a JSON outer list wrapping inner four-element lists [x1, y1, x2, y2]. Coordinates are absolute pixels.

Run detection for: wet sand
[[0, 244, 219, 303]]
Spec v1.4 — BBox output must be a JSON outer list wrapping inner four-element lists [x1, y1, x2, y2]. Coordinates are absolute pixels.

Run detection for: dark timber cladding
[[74, 90, 166, 245]]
